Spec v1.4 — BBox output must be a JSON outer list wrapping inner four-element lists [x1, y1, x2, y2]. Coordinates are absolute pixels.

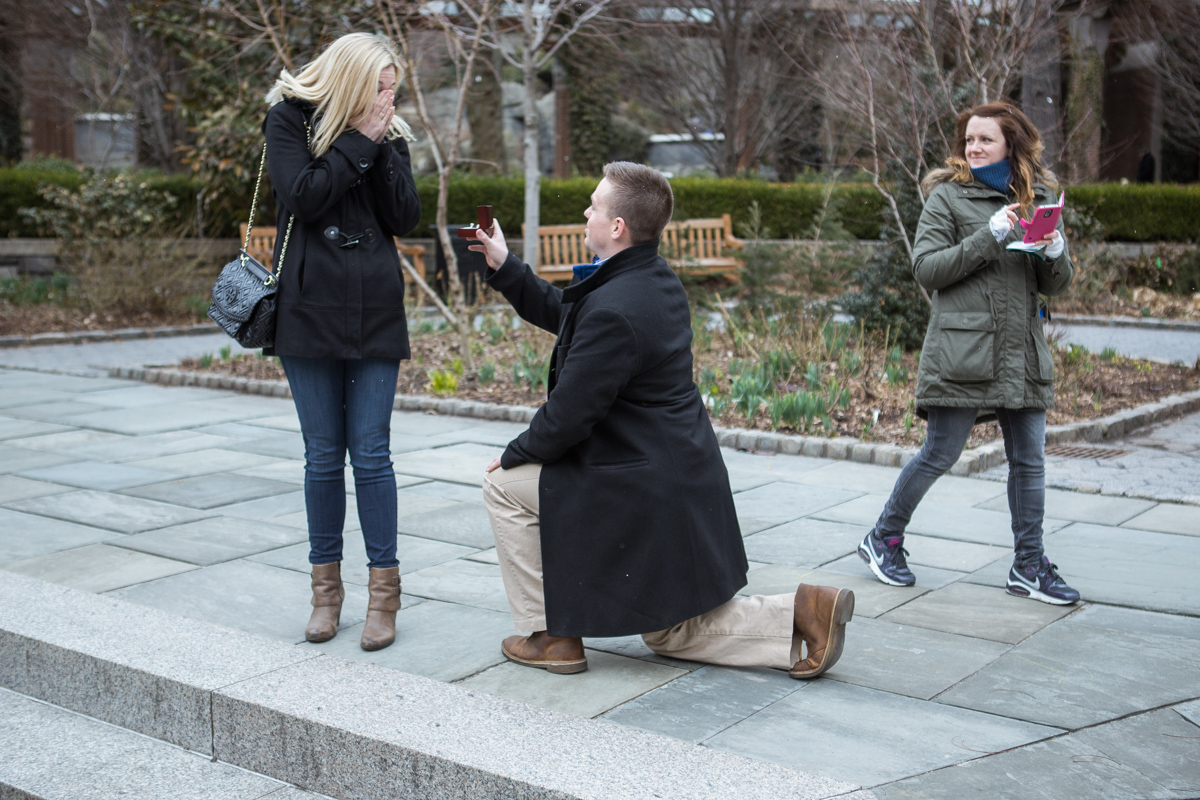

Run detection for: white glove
[[989, 207, 1013, 243], [1045, 232, 1065, 259]]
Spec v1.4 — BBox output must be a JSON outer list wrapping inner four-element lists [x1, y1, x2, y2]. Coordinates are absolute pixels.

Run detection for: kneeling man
[[470, 162, 853, 678]]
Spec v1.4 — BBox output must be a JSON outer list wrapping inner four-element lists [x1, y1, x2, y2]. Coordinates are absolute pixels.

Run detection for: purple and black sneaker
[[1006, 556, 1080, 605], [858, 530, 915, 587]]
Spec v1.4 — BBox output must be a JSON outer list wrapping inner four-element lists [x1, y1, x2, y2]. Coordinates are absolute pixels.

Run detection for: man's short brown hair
[[601, 162, 674, 244]]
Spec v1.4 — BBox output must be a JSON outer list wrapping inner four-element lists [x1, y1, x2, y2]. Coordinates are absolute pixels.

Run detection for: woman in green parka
[[857, 102, 1080, 605]]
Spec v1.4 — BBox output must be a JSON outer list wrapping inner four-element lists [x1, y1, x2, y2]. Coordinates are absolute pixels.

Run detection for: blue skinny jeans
[[281, 356, 399, 569], [873, 406, 1047, 568]]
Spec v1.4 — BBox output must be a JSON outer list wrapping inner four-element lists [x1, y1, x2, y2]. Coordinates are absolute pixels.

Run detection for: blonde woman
[[858, 102, 1079, 605], [263, 33, 420, 650]]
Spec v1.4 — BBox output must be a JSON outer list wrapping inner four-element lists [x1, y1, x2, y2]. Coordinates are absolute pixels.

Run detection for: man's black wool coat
[[488, 240, 748, 638], [263, 98, 421, 360]]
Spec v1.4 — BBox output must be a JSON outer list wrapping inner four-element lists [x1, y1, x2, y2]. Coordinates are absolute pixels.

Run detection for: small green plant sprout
[[761, 349, 796, 386], [1092, 388, 1104, 413], [902, 406, 915, 436], [485, 316, 506, 345], [513, 342, 550, 392], [697, 366, 725, 410], [1137, 361, 1153, 372], [199, 352, 214, 369], [1099, 347, 1120, 363], [768, 390, 827, 432], [802, 361, 824, 390], [418, 320, 436, 335], [219, 344, 232, 361], [838, 350, 863, 378], [885, 360, 909, 386], [1064, 343, 1089, 366], [427, 369, 459, 396], [450, 356, 465, 376], [478, 362, 496, 384], [730, 372, 770, 418], [821, 377, 851, 411], [185, 294, 210, 318]]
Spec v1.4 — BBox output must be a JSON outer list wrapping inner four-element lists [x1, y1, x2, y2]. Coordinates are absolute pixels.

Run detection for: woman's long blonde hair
[[266, 33, 415, 157], [922, 102, 1058, 216]]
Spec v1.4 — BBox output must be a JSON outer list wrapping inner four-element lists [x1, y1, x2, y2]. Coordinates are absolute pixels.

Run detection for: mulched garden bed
[[177, 311, 1200, 450], [0, 305, 202, 337]]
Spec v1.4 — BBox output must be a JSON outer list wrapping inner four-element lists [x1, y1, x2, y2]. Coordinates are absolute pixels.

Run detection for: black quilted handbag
[[208, 138, 298, 349]]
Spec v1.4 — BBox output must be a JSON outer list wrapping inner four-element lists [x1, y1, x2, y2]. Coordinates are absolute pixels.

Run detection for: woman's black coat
[[487, 241, 748, 638], [263, 98, 421, 360]]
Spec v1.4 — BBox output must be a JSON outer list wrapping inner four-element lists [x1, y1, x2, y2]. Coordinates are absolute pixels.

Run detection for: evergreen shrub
[[7, 170, 1199, 243], [1068, 184, 1200, 242]]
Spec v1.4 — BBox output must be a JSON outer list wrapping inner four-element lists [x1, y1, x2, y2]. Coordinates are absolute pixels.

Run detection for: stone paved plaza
[[1, 363, 1198, 799]]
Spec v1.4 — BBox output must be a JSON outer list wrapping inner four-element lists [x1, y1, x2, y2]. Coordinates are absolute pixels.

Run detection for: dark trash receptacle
[[431, 224, 489, 305]]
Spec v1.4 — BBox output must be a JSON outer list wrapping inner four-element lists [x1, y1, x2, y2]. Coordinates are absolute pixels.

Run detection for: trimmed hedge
[[0, 168, 201, 237], [1069, 184, 1200, 242], [414, 176, 888, 240], [0, 169, 85, 237], [5, 167, 1198, 242]]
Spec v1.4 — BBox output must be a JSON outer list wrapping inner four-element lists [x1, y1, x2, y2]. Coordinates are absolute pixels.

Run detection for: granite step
[[0, 687, 323, 800], [0, 574, 871, 800]]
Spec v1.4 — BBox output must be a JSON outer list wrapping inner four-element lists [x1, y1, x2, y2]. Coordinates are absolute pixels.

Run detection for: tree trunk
[[1065, 15, 1106, 182], [1022, 28, 1063, 172], [466, 49, 505, 175], [552, 57, 570, 178], [522, 22, 540, 268]]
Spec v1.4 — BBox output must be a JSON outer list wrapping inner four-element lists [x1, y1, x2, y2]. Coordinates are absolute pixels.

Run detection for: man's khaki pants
[[483, 464, 802, 670]]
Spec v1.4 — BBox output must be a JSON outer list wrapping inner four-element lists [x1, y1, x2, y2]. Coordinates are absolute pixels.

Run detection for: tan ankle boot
[[305, 562, 343, 643], [790, 583, 855, 680], [501, 631, 588, 674], [360, 566, 401, 651]]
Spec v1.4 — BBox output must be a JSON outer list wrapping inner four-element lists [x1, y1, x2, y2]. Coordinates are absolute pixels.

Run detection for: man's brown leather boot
[[360, 566, 402, 651], [502, 631, 588, 674], [305, 562, 344, 643], [790, 583, 855, 680]]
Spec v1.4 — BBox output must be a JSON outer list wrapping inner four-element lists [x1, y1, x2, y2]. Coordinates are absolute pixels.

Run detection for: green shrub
[[414, 176, 888, 240], [1069, 184, 1200, 242], [2, 167, 204, 238]]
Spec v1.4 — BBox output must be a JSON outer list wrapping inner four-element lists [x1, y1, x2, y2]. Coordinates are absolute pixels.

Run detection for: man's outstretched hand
[[467, 220, 509, 270]]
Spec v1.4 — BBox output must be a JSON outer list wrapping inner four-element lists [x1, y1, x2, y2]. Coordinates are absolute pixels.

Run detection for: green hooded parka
[[912, 177, 1073, 414]]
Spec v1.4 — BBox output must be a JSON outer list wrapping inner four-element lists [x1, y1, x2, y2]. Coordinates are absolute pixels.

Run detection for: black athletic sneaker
[[857, 530, 916, 586], [1006, 557, 1080, 605]]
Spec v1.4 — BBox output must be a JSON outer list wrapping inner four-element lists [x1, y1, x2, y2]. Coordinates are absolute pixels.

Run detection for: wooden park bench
[[238, 223, 429, 303], [525, 214, 744, 283]]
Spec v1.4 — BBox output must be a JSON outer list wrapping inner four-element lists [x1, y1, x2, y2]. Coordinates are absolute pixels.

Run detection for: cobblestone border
[[1052, 313, 1200, 332], [0, 322, 221, 349], [110, 365, 1200, 476]]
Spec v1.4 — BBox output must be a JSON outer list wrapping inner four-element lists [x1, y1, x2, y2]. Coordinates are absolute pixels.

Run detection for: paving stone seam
[[0, 574, 868, 800], [110, 366, 1200, 477], [0, 323, 221, 349]]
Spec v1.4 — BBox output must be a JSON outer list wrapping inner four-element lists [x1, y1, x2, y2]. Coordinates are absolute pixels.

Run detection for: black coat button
[[364, 228, 376, 243], [325, 226, 339, 240], [358, 157, 370, 169]]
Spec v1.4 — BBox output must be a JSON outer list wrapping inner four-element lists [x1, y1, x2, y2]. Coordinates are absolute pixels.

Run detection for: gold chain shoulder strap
[[243, 120, 311, 284]]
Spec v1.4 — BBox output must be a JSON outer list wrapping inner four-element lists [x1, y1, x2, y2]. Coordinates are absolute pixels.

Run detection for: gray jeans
[[874, 407, 1046, 568]]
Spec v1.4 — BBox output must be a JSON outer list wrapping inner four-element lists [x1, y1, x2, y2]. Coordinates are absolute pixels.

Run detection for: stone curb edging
[[1052, 313, 1200, 332], [0, 574, 864, 800], [108, 366, 1200, 477], [0, 322, 221, 349]]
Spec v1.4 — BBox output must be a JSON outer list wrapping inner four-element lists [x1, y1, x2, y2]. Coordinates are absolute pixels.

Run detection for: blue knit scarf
[[970, 159, 1012, 195], [572, 256, 605, 283]]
